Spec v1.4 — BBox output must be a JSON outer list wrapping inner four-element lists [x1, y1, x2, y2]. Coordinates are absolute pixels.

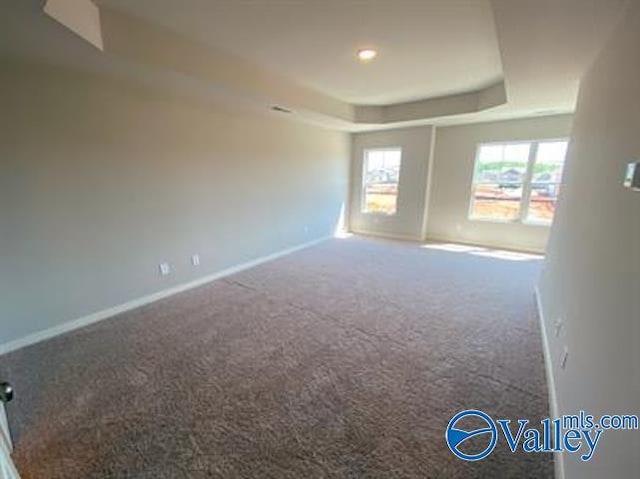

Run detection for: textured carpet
[[1, 237, 553, 478]]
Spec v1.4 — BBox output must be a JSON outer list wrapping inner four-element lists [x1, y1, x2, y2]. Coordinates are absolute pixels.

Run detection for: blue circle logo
[[446, 409, 497, 461]]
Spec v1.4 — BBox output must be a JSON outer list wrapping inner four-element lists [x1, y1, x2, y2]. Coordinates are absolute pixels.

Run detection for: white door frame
[[0, 403, 11, 451], [0, 403, 20, 479]]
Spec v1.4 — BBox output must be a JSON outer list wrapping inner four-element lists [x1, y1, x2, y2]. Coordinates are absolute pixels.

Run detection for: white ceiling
[[0, 0, 631, 130], [492, 0, 630, 114], [97, 0, 503, 105]]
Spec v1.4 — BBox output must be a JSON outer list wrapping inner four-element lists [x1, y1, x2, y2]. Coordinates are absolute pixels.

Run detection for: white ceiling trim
[[44, 0, 103, 51]]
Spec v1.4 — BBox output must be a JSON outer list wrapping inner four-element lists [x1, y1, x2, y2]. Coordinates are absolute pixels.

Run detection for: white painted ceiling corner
[[44, 0, 103, 51]]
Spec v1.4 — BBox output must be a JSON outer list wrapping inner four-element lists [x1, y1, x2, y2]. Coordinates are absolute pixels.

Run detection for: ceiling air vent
[[271, 105, 292, 114]]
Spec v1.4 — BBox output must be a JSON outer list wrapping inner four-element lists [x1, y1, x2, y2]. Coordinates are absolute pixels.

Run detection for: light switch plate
[[191, 254, 200, 266], [624, 162, 640, 190], [159, 263, 170, 276]]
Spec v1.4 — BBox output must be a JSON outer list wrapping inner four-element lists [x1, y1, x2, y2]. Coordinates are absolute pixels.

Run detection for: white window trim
[[467, 138, 568, 225], [361, 147, 403, 216]]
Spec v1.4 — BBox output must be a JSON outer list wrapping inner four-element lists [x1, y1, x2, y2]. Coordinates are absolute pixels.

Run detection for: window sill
[[362, 211, 397, 217], [468, 217, 519, 224], [522, 219, 552, 227], [468, 216, 552, 227]]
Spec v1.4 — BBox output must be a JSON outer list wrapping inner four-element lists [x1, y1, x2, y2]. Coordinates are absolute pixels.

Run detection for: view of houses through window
[[362, 148, 402, 215], [469, 140, 568, 224]]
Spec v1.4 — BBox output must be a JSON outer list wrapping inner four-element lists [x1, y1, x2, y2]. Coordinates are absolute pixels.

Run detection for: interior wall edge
[[534, 286, 566, 479], [420, 126, 438, 240]]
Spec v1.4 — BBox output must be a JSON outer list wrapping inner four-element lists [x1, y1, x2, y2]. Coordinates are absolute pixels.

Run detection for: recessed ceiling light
[[357, 48, 377, 62]]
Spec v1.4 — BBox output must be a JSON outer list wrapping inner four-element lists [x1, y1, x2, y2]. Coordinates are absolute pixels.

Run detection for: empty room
[[1, 1, 638, 478]]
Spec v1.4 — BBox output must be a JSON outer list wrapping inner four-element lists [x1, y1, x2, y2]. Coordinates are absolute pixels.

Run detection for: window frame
[[361, 147, 403, 216], [467, 138, 568, 225]]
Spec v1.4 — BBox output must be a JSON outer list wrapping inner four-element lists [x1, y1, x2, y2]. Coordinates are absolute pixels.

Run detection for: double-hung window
[[469, 139, 568, 224], [361, 148, 402, 215]]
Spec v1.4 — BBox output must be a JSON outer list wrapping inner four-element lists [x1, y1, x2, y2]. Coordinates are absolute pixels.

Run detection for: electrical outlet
[[191, 254, 200, 266], [561, 346, 569, 370], [159, 263, 170, 276], [554, 318, 564, 338]]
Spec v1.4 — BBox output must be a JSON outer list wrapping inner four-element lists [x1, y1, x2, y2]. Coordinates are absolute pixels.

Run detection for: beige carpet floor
[[1, 236, 553, 478]]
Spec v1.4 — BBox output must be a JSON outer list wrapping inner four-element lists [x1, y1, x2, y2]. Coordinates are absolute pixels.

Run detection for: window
[[527, 141, 567, 223], [470, 143, 530, 221], [362, 148, 402, 215], [469, 139, 568, 224]]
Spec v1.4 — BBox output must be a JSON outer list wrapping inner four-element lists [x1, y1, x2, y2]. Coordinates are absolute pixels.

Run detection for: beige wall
[[349, 126, 434, 240], [538, 3, 640, 478], [0, 62, 350, 347], [427, 115, 573, 252]]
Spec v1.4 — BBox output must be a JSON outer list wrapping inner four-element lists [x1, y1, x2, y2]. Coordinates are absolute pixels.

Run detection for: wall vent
[[271, 105, 292, 114]]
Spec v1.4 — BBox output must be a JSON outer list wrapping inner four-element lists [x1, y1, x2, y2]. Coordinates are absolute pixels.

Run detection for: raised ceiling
[[96, 0, 504, 106], [0, 0, 631, 130]]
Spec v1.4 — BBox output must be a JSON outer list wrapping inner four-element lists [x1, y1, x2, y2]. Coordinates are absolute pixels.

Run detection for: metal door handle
[[0, 382, 13, 403]]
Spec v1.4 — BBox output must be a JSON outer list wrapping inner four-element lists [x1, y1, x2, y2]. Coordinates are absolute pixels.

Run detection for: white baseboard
[[426, 234, 545, 255], [534, 286, 565, 479], [0, 402, 11, 451], [349, 229, 422, 243], [0, 236, 330, 356]]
